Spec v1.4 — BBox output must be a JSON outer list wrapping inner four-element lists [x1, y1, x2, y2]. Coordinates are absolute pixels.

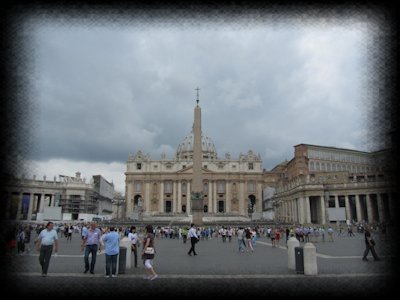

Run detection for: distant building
[[271, 144, 394, 225], [4, 172, 117, 222]]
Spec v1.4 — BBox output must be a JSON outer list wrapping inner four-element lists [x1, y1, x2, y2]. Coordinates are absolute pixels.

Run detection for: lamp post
[[138, 197, 143, 221], [116, 199, 120, 220]]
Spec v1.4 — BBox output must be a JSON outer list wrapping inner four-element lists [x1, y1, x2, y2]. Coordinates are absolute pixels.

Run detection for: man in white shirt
[[188, 223, 199, 256], [36, 222, 59, 276]]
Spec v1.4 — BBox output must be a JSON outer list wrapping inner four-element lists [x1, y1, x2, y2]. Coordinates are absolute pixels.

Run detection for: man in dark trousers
[[187, 223, 199, 256], [362, 225, 381, 261]]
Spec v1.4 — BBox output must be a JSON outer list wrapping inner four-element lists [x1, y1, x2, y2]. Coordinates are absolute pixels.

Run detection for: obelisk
[[191, 88, 204, 226]]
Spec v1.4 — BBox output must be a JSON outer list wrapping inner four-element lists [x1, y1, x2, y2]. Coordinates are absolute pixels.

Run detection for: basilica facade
[[125, 135, 268, 223]]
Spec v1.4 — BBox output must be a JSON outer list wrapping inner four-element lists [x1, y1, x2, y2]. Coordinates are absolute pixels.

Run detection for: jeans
[[84, 244, 98, 272], [105, 254, 118, 276], [39, 245, 53, 274], [238, 239, 246, 251]]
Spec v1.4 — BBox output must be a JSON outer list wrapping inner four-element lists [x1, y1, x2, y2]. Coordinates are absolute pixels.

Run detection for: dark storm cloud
[[24, 20, 372, 191]]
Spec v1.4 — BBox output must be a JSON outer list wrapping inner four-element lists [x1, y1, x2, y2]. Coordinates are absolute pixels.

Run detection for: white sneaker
[[111, 274, 117, 278], [104, 275, 110, 278], [150, 274, 158, 281]]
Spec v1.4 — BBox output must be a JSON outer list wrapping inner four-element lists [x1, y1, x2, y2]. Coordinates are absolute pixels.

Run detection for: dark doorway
[[165, 201, 172, 213], [218, 201, 224, 213], [248, 195, 256, 213], [204, 205, 208, 213]]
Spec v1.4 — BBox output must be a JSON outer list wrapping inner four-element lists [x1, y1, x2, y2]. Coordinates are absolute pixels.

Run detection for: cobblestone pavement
[[4, 231, 397, 297]]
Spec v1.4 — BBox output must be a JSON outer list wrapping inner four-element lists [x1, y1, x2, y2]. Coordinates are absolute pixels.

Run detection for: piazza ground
[[4, 230, 397, 297]]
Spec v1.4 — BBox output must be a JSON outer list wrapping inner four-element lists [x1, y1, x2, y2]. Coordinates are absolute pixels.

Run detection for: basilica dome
[[176, 130, 217, 161]]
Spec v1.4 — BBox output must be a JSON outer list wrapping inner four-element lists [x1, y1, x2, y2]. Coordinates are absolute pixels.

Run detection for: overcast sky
[[20, 14, 379, 194]]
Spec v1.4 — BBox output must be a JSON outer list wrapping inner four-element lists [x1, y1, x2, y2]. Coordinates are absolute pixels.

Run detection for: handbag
[[144, 247, 154, 255]]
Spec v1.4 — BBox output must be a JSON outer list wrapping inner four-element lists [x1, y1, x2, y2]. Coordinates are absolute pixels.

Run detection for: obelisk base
[[191, 192, 204, 226]]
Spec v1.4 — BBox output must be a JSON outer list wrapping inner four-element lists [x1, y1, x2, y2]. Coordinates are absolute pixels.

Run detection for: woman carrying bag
[[141, 224, 158, 280]]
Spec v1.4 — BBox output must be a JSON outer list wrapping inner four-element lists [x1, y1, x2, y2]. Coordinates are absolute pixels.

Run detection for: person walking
[[128, 226, 139, 268], [81, 222, 102, 274], [188, 223, 199, 256], [141, 224, 158, 280], [362, 226, 381, 261], [35, 222, 59, 276], [102, 226, 120, 278], [245, 228, 254, 252], [327, 226, 334, 242], [237, 227, 246, 252], [181, 227, 188, 244]]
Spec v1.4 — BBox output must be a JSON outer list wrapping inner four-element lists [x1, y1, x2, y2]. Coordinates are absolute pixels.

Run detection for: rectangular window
[[328, 197, 336, 208], [164, 181, 173, 194], [136, 163, 142, 170], [181, 182, 187, 194], [217, 181, 225, 193], [203, 182, 208, 194], [338, 197, 346, 207], [247, 181, 255, 193], [248, 163, 254, 170]]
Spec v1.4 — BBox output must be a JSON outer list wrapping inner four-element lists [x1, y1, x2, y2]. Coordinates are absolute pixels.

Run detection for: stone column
[[355, 194, 362, 222], [159, 181, 164, 213], [39, 194, 45, 213], [177, 181, 182, 213], [213, 181, 218, 213], [239, 181, 244, 215], [388, 193, 394, 222], [284, 201, 288, 223], [334, 195, 339, 208], [366, 194, 373, 223], [173, 181, 177, 213], [320, 195, 326, 225], [376, 193, 384, 223], [187, 182, 191, 213], [126, 182, 133, 214], [208, 180, 213, 213], [17, 193, 23, 220], [257, 182, 263, 213], [344, 195, 351, 222], [225, 181, 230, 213], [305, 196, 311, 224], [145, 182, 150, 214], [298, 197, 305, 224], [26, 193, 34, 221]]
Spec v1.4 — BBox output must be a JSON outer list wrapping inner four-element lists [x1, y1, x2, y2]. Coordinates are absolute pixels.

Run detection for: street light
[[138, 197, 143, 221]]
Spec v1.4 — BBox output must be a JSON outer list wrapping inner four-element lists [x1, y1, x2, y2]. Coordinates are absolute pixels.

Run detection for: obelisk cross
[[195, 87, 200, 104]]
